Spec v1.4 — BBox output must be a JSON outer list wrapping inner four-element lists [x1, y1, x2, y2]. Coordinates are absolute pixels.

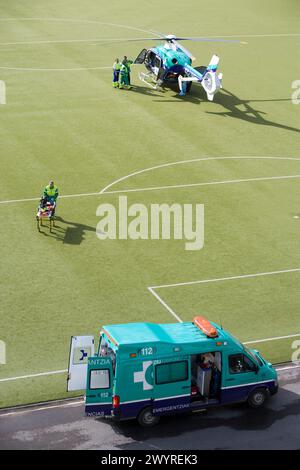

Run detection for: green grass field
[[1, 0, 300, 408]]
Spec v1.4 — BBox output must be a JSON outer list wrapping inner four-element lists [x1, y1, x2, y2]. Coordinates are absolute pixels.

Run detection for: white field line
[[101, 174, 300, 195], [148, 268, 300, 346], [2, 173, 300, 206], [148, 287, 182, 322], [244, 334, 300, 345], [0, 17, 158, 37], [0, 66, 111, 71], [0, 192, 101, 205], [1, 156, 300, 206], [0, 17, 158, 70], [1, 35, 300, 46], [0, 369, 67, 383], [150, 267, 300, 289], [0, 38, 156, 46], [187, 33, 300, 39], [99, 156, 300, 194]]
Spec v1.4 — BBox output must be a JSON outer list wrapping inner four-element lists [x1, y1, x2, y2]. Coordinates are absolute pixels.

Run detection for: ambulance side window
[[89, 369, 110, 389], [229, 354, 256, 374], [155, 361, 188, 385]]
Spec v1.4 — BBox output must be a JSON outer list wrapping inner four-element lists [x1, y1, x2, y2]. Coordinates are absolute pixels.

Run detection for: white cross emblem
[[134, 361, 153, 390]]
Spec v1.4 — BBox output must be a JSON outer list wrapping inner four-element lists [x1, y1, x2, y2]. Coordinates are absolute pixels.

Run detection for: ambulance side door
[[152, 356, 191, 415], [221, 352, 259, 404]]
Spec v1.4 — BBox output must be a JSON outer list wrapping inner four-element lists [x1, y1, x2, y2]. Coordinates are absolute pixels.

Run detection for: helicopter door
[[134, 49, 147, 64], [153, 56, 162, 76]]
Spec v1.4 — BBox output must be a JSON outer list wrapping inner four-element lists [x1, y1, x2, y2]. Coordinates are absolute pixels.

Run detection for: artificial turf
[[0, 0, 300, 407]]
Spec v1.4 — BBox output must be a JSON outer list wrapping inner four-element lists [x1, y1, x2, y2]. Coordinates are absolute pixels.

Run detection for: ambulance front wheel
[[247, 388, 268, 408], [137, 407, 160, 427]]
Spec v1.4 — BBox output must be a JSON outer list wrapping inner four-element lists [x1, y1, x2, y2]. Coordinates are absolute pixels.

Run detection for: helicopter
[[131, 33, 243, 100]]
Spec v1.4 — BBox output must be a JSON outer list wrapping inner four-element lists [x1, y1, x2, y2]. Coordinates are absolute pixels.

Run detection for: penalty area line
[[148, 267, 300, 346], [148, 285, 300, 346], [149, 267, 300, 289]]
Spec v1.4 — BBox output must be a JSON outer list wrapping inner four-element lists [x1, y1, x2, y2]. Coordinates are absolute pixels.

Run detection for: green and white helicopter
[[129, 32, 243, 100]]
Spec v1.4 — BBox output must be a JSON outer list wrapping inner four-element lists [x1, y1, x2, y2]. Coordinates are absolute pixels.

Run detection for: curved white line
[[102, 174, 300, 195], [0, 17, 158, 70], [0, 38, 154, 46], [99, 156, 300, 194], [0, 19, 298, 38], [0, 17, 157, 36]]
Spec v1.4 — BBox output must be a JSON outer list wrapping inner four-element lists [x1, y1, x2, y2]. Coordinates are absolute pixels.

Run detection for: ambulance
[[67, 316, 278, 426]]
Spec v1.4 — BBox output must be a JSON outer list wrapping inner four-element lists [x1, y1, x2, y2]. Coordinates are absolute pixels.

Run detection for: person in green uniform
[[123, 56, 133, 85], [43, 180, 58, 204], [119, 60, 132, 89], [113, 58, 121, 88], [43, 180, 58, 220]]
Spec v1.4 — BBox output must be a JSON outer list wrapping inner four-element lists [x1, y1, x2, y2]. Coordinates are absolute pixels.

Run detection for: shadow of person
[[53, 216, 95, 245], [207, 88, 300, 134]]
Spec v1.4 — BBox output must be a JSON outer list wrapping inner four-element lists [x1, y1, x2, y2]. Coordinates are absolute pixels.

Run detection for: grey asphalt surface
[[0, 364, 300, 450]]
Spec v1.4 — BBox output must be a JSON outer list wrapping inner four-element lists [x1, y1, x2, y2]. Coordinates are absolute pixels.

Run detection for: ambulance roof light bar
[[193, 316, 218, 338]]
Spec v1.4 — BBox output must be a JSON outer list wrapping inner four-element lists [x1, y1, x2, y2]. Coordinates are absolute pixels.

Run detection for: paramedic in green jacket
[[113, 58, 121, 88], [43, 180, 58, 204], [119, 60, 132, 89], [123, 56, 133, 85]]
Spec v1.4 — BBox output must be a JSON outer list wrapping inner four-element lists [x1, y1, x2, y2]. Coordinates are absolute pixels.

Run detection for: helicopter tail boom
[[181, 55, 222, 101]]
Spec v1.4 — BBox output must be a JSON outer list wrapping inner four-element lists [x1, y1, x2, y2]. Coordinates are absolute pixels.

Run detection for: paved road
[[0, 365, 300, 450]]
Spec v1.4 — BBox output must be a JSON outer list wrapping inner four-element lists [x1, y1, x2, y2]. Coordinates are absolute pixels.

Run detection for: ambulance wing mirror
[[67, 335, 94, 392]]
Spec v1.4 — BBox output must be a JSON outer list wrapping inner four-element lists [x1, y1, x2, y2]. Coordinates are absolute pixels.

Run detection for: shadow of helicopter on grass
[[208, 88, 300, 134], [154, 86, 299, 134], [37, 215, 95, 245]]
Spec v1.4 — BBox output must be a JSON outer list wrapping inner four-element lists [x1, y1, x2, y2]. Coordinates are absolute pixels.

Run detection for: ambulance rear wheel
[[247, 388, 268, 408], [137, 407, 160, 427]]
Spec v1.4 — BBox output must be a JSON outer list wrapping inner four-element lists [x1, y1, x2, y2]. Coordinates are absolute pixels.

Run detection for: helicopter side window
[[154, 56, 161, 68], [145, 51, 156, 66]]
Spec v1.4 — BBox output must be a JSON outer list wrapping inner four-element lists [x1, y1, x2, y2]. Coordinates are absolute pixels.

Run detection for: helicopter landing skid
[[138, 72, 158, 89]]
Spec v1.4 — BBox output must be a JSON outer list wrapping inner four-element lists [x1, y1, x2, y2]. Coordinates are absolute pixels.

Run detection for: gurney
[[36, 198, 56, 232]]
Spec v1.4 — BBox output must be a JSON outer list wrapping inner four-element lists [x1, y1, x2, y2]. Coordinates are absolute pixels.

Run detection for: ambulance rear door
[[85, 356, 114, 417], [67, 335, 94, 392]]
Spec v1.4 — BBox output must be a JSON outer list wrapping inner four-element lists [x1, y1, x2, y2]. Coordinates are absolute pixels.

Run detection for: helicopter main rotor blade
[[82, 35, 246, 45], [175, 37, 245, 44]]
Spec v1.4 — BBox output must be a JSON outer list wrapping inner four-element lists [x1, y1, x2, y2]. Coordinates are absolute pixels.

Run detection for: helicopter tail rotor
[[201, 54, 222, 101]]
